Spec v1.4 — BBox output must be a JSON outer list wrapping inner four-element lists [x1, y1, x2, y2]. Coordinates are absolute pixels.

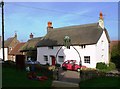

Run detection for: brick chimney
[[98, 12, 104, 29], [30, 33, 33, 39], [47, 21, 53, 33]]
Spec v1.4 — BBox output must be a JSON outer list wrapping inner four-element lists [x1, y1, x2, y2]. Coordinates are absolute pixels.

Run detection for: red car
[[62, 60, 86, 72]]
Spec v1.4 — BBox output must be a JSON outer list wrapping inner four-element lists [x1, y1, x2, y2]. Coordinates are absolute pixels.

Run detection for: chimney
[[30, 33, 33, 39], [98, 12, 104, 29], [15, 33, 17, 38], [47, 21, 53, 33]]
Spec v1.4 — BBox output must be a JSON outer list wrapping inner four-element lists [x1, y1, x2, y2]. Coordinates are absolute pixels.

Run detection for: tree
[[111, 42, 120, 69]]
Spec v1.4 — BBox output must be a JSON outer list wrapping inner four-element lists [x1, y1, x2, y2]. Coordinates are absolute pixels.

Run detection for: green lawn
[[2, 67, 52, 88], [80, 76, 120, 88]]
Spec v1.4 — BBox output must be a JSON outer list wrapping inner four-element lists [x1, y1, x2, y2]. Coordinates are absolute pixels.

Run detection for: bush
[[3, 60, 16, 68], [96, 62, 107, 70], [55, 64, 61, 67], [107, 62, 116, 71]]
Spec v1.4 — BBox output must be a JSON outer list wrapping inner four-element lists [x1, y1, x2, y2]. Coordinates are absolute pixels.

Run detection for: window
[[84, 56, 90, 64], [48, 46, 54, 49], [44, 56, 48, 61], [58, 56, 64, 62], [81, 45, 86, 48]]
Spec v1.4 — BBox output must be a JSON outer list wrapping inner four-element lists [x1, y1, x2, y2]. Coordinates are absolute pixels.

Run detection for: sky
[[0, 1, 119, 42]]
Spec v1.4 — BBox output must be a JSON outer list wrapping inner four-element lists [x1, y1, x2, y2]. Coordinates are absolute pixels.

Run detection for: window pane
[[84, 56, 90, 64], [44, 56, 48, 61], [58, 56, 64, 62]]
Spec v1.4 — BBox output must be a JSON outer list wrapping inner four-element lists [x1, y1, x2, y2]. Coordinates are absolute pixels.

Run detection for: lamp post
[[1, 0, 5, 62], [64, 36, 82, 79]]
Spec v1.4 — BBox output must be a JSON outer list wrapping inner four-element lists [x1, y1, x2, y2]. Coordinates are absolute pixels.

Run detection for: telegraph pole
[[1, 0, 5, 61]]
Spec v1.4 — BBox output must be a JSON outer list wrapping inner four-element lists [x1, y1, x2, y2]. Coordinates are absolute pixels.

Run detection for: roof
[[9, 43, 25, 55], [4, 37, 19, 48], [37, 23, 110, 47], [20, 37, 43, 52]]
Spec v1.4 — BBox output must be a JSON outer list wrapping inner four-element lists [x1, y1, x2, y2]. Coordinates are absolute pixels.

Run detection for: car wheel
[[77, 68, 80, 72]]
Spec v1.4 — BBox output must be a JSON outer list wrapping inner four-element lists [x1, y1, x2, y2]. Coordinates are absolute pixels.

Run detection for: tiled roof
[[20, 37, 43, 52], [4, 37, 19, 47], [9, 43, 25, 55], [37, 23, 110, 47]]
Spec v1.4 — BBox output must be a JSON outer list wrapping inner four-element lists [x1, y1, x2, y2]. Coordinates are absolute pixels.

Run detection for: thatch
[[20, 37, 43, 52], [37, 23, 110, 47]]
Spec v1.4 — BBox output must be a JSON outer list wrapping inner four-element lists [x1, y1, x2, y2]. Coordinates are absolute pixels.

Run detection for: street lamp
[[64, 36, 82, 78]]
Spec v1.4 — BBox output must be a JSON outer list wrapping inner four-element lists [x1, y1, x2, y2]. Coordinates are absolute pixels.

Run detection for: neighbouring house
[[37, 12, 110, 68], [0, 36, 8, 61], [4, 33, 20, 61], [20, 33, 43, 61], [9, 42, 25, 62]]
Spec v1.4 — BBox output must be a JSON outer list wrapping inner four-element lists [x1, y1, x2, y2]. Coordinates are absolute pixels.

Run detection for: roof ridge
[[53, 22, 98, 31]]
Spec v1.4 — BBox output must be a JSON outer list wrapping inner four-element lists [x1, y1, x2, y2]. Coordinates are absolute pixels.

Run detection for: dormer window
[[81, 45, 86, 48]]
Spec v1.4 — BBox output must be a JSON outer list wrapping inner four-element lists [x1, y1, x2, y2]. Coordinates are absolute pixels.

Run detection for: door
[[51, 56, 56, 65]]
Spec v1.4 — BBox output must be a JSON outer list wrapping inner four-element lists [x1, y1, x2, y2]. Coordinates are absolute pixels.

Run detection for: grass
[[2, 66, 52, 88], [80, 76, 120, 89]]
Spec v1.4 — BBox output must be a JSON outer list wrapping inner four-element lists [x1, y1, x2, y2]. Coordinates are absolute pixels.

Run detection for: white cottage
[[37, 12, 110, 68]]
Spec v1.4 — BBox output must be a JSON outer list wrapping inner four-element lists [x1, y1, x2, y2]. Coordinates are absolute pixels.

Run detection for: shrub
[[96, 62, 107, 70], [55, 64, 61, 68], [107, 62, 116, 71], [3, 60, 16, 68]]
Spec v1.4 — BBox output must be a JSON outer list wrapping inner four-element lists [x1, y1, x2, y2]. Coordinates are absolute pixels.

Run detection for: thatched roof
[[20, 37, 43, 52], [37, 23, 110, 47]]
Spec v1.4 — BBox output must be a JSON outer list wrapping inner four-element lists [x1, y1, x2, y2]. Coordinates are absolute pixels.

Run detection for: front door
[[51, 56, 56, 65]]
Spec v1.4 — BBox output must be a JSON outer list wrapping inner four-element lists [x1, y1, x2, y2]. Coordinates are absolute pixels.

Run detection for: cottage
[[20, 33, 43, 61], [4, 33, 20, 61], [37, 12, 110, 68]]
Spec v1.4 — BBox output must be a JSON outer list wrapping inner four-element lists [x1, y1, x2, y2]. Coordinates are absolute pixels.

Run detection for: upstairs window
[[48, 46, 54, 49], [84, 56, 90, 64]]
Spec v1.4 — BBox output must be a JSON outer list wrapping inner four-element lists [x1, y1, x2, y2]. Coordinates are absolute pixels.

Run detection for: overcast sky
[[0, 2, 119, 42]]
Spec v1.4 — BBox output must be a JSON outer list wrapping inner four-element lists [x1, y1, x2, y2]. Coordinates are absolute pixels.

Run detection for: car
[[62, 60, 86, 72], [25, 60, 40, 64]]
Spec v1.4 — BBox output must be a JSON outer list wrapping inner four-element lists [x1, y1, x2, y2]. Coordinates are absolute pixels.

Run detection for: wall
[[0, 48, 8, 61], [96, 30, 109, 65], [37, 44, 97, 68]]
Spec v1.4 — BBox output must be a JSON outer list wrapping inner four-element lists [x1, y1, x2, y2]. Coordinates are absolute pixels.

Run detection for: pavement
[[52, 68, 80, 88]]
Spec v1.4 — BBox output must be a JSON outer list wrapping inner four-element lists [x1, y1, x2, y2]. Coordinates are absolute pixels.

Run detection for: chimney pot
[[48, 21, 52, 27], [99, 12, 103, 19], [47, 21, 53, 33]]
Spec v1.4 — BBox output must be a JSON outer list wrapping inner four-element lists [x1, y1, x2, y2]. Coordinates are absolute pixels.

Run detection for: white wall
[[0, 48, 8, 61], [37, 44, 97, 68], [96, 30, 109, 64]]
